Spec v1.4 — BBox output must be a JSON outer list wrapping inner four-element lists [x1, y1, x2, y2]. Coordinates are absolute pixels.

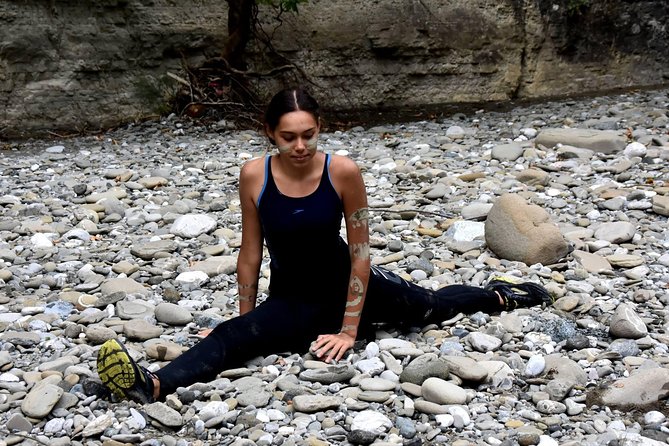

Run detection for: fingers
[[311, 335, 331, 352], [312, 334, 354, 363], [198, 328, 213, 337], [327, 342, 346, 363], [312, 336, 335, 360]]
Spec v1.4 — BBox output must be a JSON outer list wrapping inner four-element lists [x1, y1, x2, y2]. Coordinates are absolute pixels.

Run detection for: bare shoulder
[[239, 157, 268, 204], [240, 156, 266, 183], [329, 154, 366, 202], [328, 154, 361, 180]]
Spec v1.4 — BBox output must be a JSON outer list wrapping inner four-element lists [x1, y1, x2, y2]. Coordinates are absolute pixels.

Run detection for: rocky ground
[[1, 88, 669, 446]]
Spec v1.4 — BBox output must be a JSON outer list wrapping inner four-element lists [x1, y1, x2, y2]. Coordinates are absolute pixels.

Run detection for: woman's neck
[[275, 152, 323, 180]]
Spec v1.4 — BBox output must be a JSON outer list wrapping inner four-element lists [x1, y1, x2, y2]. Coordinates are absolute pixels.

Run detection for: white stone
[[255, 409, 270, 423], [435, 414, 454, 427], [0, 372, 19, 382], [446, 220, 485, 242], [267, 409, 286, 421], [623, 265, 650, 280], [355, 357, 386, 375], [645, 410, 666, 424], [623, 141, 647, 158], [170, 214, 217, 238], [129, 408, 147, 429], [31, 233, 57, 248], [62, 229, 92, 243], [521, 128, 538, 138], [46, 145, 65, 153], [446, 126, 465, 139], [609, 420, 626, 431], [175, 271, 209, 288], [448, 406, 471, 426], [198, 401, 229, 422], [364, 342, 380, 358], [524, 355, 546, 377], [80, 411, 115, 437], [351, 410, 392, 434], [410, 270, 427, 281], [44, 418, 65, 433], [660, 253, 669, 267], [538, 436, 559, 446]]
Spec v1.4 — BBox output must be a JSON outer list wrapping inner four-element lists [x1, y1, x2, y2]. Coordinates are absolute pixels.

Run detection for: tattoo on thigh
[[350, 242, 370, 260], [348, 208, 369, 229]]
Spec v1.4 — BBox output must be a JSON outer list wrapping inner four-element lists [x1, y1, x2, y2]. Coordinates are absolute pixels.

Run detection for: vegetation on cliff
[[172, 0, 308, 125]]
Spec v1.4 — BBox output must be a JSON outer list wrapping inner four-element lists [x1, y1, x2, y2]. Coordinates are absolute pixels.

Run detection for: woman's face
[[268, 111, 319, 165]]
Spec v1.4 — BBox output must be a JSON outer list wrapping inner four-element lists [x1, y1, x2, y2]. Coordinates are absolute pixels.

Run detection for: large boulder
[[587, 368, 669, 410], [484, 194, 570, 265]]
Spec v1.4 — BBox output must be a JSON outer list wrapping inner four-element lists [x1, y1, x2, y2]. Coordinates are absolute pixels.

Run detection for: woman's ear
[[265, 124, 276, 145]]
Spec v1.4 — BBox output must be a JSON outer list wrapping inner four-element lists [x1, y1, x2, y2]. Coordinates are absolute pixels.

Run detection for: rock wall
[[1, 0, 668, 137]]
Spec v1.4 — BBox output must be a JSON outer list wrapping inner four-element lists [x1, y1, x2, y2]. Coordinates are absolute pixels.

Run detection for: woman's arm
[[237, 160, 264, 315], [312, 156, 370, 362]]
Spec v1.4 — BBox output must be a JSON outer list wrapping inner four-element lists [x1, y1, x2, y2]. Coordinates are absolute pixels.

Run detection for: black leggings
[[154, 266, 501, 397]]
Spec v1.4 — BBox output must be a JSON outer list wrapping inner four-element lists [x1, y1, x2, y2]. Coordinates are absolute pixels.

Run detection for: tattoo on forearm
[[344, 310, 362, 317], [348, 208, 369, 230], [238, 283, 257, 302], [350, 242, 370, 260], [340, 324, 358, 334], [347, 276, 365, 307]]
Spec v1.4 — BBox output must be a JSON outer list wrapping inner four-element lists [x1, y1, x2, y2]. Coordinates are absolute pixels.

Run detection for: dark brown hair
[[264, 87, 320, 144]]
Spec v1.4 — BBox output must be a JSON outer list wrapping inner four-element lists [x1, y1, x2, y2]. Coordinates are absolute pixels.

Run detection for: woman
[[97, 88, 552, 403]]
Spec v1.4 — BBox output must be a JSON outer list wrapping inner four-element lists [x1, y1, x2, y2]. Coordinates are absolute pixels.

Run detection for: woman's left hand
[[197, 328, 214, 337], [311, 332, 355, 363]]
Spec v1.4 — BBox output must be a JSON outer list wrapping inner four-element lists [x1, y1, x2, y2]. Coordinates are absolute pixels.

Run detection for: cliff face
[[1, 0, 668, 137]]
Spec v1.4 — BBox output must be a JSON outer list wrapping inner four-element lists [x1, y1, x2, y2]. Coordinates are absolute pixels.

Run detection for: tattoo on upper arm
[[349, 242, 370, 260], [348, 208, 369, 230]]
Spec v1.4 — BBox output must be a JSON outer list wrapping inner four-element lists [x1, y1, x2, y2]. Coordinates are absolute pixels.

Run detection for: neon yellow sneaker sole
[[97, 339, 154, 403]]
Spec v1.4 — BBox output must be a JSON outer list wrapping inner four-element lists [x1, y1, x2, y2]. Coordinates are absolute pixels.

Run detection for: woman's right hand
[[311, 332, 355, 363]]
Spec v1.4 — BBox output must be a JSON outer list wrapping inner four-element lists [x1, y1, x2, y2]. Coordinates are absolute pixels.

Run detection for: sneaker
[[485, 276, 553, 311], [97, 339, 156, 403]]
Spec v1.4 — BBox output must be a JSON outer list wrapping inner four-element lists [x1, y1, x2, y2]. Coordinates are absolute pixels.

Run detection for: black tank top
[[257, 154, 350, 299]]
